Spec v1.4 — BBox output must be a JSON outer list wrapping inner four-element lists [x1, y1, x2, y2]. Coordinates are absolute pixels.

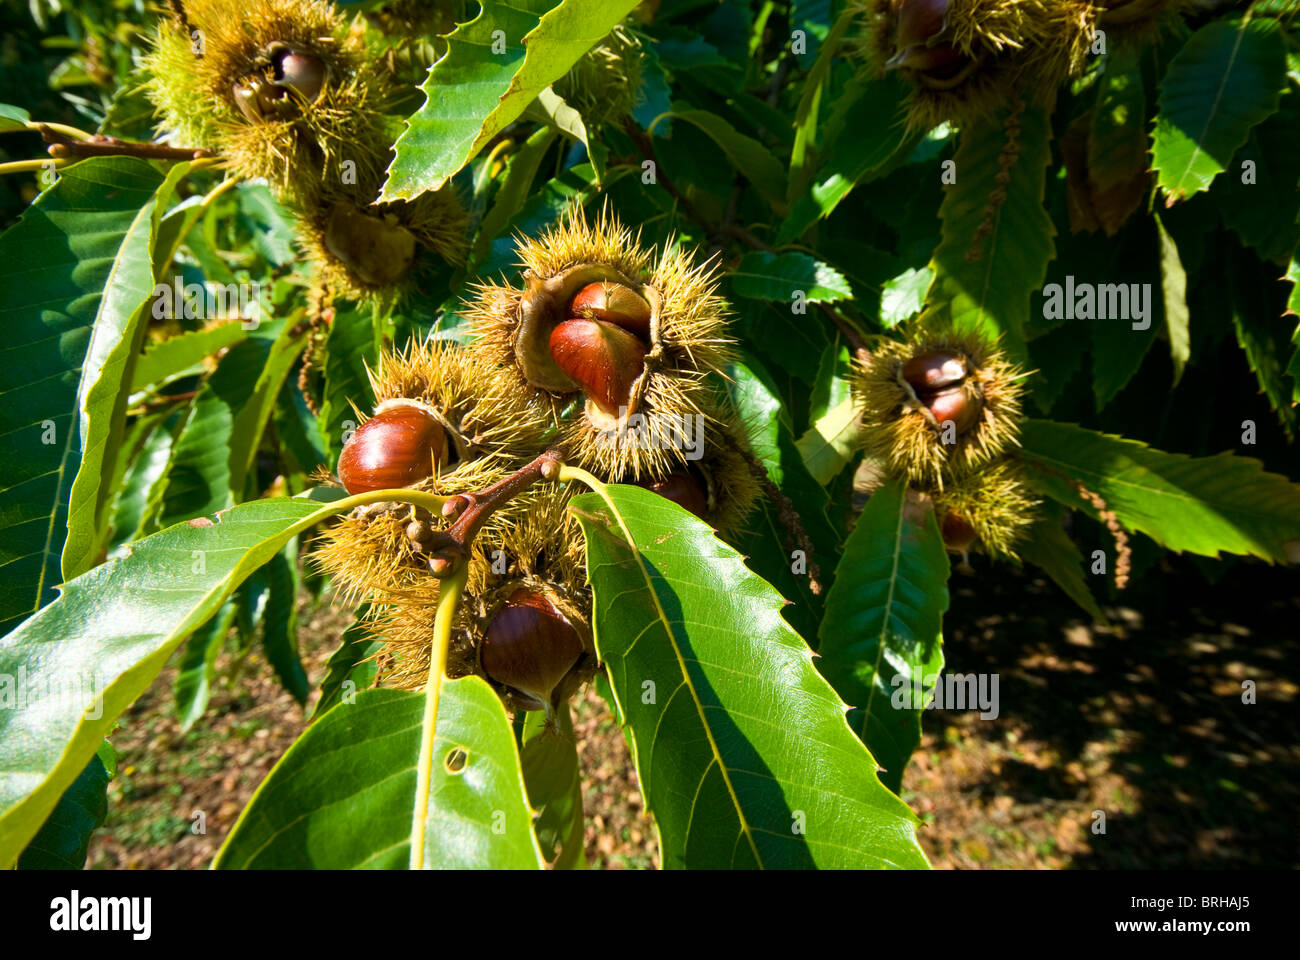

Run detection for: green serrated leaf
[[815, 480, 948, 794], [1229, 247, 1297, 435], [725, 360, 839, 641], [312, 607, 382, 720], [215, 685, 542, 869], [1213, 88, 1300, 262], [1017, 502, 1106, 623], [63, 161, 192, 583], [319, 306, 378, 463], [659, 108, 787, 213], [1020, 419, 1300, 563], [926, 100, 1056, 354], [1151, 18, 1287, 201], [570, 484, 927, 869], [880, 266, 934, 327], [107, 412, 177, 557], [730, 251, 852, 303], [16, 752, 109, 870], [132, 320, 248, 392], [472, 125, 557, 267], [174, 598, 236, 733], [779, 71, 917, 244], [0, 496, 340, 864], [262, 544, 308, 705], [381, 0, 640, 200], [0, 158, 168, 635], [795, 397, 858, 487]]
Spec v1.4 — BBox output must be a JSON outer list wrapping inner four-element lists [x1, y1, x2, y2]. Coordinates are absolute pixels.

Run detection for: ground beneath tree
[[86, 559, 1297, 870]]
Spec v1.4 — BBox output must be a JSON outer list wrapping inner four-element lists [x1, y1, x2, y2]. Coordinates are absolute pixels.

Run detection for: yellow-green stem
[[409, 562, 468, 869], [24, 121, 92, 141], [0, 158, 70, 176]]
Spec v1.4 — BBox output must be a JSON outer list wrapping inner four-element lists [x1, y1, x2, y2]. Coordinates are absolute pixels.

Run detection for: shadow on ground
[[904, 556, 1299, 869]]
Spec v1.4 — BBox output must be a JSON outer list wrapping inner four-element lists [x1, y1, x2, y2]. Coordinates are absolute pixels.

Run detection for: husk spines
[[933, 457, 1040, 560], [553, 22, 647, 127], [143, 0, 392, 201], [854, 0, 1099, 128], [853, 323, 1026, 489], [465, 206, 736, 477]]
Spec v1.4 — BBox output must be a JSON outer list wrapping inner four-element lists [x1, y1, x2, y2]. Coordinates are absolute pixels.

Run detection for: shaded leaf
[[1020, 419, 1300, 563], [0, 158, 166, 634], [215, 686, 543, 869], [131, 321, 247, 392], [779, 71, 916, 244], [174, 598, 236, 733], [662, 109, 787, 212], [730, 251, 851, 304], [0, 496, 339, 864], [312, 607, 382, 720], [926, 100, 1056, 354], [816, 480, 948, 794], [15, 752, 109, 870], [1017, 502, 1106, 623]]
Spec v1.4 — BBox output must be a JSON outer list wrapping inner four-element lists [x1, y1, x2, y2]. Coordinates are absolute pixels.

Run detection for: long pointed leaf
[[570, 482, 928, 869], [816, 480, 948, 794]]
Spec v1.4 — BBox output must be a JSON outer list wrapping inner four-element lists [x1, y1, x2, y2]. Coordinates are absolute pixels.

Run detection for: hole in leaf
[[444, 747, 468, 773]]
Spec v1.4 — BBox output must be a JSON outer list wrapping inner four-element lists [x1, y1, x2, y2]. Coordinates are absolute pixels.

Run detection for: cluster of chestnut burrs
[[311, 208, 760, 715]]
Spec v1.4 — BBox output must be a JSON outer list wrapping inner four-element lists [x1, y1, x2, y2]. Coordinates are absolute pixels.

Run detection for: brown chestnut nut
[[902, 349, 980, 434], [272, 47, 326, 103], [481, 589, 584, 711], [337, 400, 448, 495], [548, 317, 648, 417], [895, 0, 950, 49], [902, 349, 967, 392], [568, 281, 652, 337], [939, 509, 978, 554], [635, 471, 708, 520]]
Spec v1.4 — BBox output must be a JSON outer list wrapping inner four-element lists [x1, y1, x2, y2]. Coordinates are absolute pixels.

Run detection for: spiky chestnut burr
[[311, 341, 555, 605], [297, 179, 468, 304], [852, 324, 1025, 489], [932, 458, 1039, 560], [142, 0, 393, 202], [854, 0, 1096, 129], [465, 206, 736, 479], [552, 22, 647, 127]]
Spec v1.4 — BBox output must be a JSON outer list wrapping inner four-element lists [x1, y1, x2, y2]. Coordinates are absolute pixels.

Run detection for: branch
[[423, 447, 566, 577], [41, 125, 214, 162]]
